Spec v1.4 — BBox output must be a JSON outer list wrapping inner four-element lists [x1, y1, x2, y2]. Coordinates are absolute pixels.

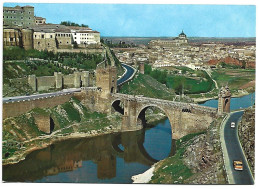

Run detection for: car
[[231, 122, 235, 128], [233, 160, 243, 171]]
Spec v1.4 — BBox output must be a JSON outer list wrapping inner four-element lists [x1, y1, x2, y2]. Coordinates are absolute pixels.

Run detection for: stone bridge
[[110, 93, 217, 139]]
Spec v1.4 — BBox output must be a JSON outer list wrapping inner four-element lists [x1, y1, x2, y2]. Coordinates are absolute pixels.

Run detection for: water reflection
[[3, 126, 176, 183]]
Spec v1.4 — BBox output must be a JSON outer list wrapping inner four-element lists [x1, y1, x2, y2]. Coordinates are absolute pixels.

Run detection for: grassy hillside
[[120, 74, 175, 100], [211, 69, 255, 91], [2, 97, 121, 161]]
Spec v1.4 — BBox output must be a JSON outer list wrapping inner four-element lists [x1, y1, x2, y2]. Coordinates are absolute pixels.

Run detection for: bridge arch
[[136, 104, 176, 137], [111, 99, 124, 115]]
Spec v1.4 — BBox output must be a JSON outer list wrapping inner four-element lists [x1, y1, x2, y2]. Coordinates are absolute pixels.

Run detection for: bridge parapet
[[111, 93, 217, 115]]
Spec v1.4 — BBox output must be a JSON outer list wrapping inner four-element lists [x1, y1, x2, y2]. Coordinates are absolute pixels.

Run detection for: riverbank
[[2, 124, 120, 165], [193, 89, 251, 103], [132, 116, 227, 184]]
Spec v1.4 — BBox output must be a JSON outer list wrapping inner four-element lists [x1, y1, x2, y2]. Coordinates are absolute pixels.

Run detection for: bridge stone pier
[[110, 93, 217, 139]]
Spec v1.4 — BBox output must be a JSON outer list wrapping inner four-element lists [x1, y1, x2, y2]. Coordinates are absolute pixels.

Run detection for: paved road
[[117, 63, 135, 86], [224, 111, 254, 184], [2, 88, 81, 103]]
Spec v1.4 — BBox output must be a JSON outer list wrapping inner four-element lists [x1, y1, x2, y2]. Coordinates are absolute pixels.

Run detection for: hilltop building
[[3, 5, 35, 28], [35, 16, 46, 25], [3, 5, 101, 51], [148, 30, 188, 48]]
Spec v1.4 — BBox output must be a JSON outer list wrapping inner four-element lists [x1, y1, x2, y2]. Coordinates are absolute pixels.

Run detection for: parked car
[[233, 160, 243, 171], [231, 122, 235, 128]]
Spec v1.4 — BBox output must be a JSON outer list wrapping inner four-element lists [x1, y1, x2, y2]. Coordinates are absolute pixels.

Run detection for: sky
[[3, 3, 256, 37]]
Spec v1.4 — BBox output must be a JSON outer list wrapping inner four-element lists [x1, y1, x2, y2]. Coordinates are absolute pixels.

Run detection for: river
[[2, 93, 254, 183]]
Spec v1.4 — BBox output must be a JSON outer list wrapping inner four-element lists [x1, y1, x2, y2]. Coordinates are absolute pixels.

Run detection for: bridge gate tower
[[218, 85, 231, 115], [96, 64, 117, 99]]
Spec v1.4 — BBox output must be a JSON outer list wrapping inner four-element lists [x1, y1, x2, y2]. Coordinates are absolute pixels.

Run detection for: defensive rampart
[[3, 93, 74, 119], [28, 71, 95, 92]]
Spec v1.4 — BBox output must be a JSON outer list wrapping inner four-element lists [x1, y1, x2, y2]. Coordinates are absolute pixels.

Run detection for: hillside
[[120, 74, 175, 100], [2, 97, 122, 163]]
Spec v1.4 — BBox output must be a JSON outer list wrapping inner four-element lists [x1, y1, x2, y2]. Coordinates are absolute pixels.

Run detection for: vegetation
[[2, 97, 121, 161], [144, 64, 214, 94], [211, 68, 255, 91], [3, 47, 103, 71], [150, 132, 205, 184], [120, 74, 175, 100], [60, 21, 88, 27]]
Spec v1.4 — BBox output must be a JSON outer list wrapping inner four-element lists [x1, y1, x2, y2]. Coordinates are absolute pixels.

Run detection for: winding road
[[117, 63, 136, 86], [222, 111, 254, 184]]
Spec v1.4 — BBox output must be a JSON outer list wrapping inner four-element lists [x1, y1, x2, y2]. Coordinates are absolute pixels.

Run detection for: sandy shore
[[132, 165, 155, 183]]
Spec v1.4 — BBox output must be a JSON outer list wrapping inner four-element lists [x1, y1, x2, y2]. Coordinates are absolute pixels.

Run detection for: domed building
[[148, 30, 188, 48]]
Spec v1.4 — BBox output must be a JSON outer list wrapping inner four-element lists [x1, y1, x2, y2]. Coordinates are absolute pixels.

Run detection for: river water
[[2, 93, 255, 183]]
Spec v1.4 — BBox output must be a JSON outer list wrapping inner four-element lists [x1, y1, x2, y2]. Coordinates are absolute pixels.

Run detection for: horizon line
[[101, 36, 256, 38]]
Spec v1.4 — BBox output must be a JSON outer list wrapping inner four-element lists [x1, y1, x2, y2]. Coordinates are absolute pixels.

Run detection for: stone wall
[[3, 93, 74, 119], [21, 29, 33, 50], [63, 74, 75, 88], [55, 48, 103, 54], [28, 71, 94, 92], [37, 76, 55, 91], [3, 28, 22, 47]]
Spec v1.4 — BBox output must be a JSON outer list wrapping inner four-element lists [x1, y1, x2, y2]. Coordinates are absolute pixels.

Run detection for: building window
[[21, 22, 23, 24], [35, 35, 36, 38], [50, 35, 52, 38], [38, 42, 40, 45], [29, 12, 31, 14], [59, 41, 62, 44], [21, 17, 23, 19], [74, 37, 76, 39], [29, 17, 31, 19], [3, 16, 4, 18], [10, 38, 13, 42], [6, 16, 8, 18], [41, 35, 44, 39], [36, 21, 38, 23], [48, 43, 50, 46], [67, 41, 69, 44]]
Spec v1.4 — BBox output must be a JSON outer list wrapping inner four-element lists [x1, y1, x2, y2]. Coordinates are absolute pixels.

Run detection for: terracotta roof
[[35, 17, 46, 20]]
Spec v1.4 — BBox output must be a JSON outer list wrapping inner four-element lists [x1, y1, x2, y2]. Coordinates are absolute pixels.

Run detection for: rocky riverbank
[[133, 117, 227, 184], [238, 106, 255, 177]]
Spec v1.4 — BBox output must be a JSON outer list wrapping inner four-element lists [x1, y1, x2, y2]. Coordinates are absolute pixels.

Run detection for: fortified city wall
[[3, 93, 74, 119], [28, 71, 95, 92]]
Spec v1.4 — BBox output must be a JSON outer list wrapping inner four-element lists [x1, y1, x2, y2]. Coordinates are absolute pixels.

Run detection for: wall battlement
[[28, 71, 95, 92]]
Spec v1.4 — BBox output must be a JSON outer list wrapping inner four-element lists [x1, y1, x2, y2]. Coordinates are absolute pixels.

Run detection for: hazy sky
[[4, 3, 256, 37]]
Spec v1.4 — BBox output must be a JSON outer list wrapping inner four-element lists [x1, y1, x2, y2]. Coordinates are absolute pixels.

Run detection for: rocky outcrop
[[183, 120, 227, 184], [238, 107, 255, 177]]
